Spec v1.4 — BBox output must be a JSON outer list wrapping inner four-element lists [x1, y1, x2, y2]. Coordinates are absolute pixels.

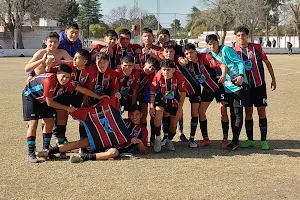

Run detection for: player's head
[[57, 64, 73, 85], [121, 56, 134, 76], [162, 41, 175, 60], [73, 49, 91, 70], [104, 30, 118, 46], [119, 28, 131, 48], [157, 29, 170, 45], [141, 28, 154, 45], [205, 34, 219, 53], [184, 43, 197, 61], [128, 104, 142, 125], [160, 59, 176, 79], [144, 57, 160, 75], [96, 52, 110, 73], [65, 21, 80, 43], [234, 26, 249, 45], [44, 32, 60, 51]]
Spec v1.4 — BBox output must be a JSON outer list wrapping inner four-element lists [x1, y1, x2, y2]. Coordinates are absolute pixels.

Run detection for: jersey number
[[99, 118, 113, 133]]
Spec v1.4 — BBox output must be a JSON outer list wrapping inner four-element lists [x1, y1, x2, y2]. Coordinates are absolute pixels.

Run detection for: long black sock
[[245, 119, 254, 141], [162, 116, 170, 138], [79, 125, 87, 139], [190, 117, 198, 140], [27, 136, 36, 155], [168, 131, 176, 140], [49, 146, 60, 155], [56, 125, 66, 145], [199, 119, 208, 138], [42, 133, 52, 150], [81, 153, 97, 161], [259, 118, 268, 141], [150, 121, 155, 142], [221, 121, 229, 140], [231, 107, 243, 143], [154, 126, 161, 137], [178, 119, 183, 134]]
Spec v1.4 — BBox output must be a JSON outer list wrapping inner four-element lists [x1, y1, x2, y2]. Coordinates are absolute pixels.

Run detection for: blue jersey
[[58, 31, 82, 57], [209, 45, 247, 93]]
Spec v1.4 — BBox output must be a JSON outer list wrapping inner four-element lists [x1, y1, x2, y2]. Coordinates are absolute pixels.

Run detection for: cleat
[[154, 135, 162, 152], [165, 139, 175, 151], [241, 140, 255, 148], [198, 137, 210, 147]]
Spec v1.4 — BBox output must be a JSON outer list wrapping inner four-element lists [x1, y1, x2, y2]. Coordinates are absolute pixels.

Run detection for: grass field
[[0, 55, 300, 200]]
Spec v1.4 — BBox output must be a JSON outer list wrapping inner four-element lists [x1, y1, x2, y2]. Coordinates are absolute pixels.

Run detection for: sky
[[101, 0, 200, 28]]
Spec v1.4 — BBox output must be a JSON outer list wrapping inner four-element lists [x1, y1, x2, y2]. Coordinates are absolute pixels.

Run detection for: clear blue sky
[[101, 0, 200, 27]]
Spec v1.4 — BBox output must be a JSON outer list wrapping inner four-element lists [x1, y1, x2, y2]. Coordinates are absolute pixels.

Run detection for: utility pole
[[157, 0, 160, 31]]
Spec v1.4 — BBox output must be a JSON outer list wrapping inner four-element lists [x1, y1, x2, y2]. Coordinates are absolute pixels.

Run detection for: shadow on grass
[[140, 140, 300, 159]]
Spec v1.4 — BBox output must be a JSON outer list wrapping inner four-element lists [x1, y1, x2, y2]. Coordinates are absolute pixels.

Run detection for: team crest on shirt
[[209, 59, 215, 66], [80, 76, 87, 83], [132, 129, 141, 137], [171, 83, 177, 90], [103, 78, 109, 86], [127, 79, 134, 86], [248, 51, 254, 59]]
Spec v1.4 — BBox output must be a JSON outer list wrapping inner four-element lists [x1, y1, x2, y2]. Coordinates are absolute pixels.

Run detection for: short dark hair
[[76, 49, 91, 61], [119, 29, 131, 38], [128, 104, 142, 112], [66, 21, 79, 30], [96, 51, 110, 61], [234, 26, 249, 35], [157, 29, 170, 38], [184, 43, 196, 51], [121, 56, 134, 64], [145, 57, 160, 71], [162, 41, 175, 50], [205, 34, 219, 43], [160, 59, 176, 69], [104, 30, 118, 39], [46, 32, 59, 40], [58, 64, 73, 74], [142, 28, 153, 35]]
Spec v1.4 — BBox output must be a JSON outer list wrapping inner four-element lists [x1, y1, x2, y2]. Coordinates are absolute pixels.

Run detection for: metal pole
[[174, 13, 176, 39], [157, 0, 160, 31]]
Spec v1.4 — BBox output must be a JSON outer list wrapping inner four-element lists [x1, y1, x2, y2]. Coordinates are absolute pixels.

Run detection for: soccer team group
[[22, 21, 277, 163]]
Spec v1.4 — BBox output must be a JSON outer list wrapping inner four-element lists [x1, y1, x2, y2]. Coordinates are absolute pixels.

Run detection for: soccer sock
[[27, 136, 36, 155], [79, 125, 87, 140], [49, 146, 59, 155], [221, 121, 229, 140], [245, 119, 254, 141], [190, 117, 198, 140], [168, 131, 176, 140], [231, 107, 243, 143], [199, 119, 208, 138], [154, 125, 161, 137], [81, 153, 97, 161], [178, 119, 183, 134], [56, 125, 66, 145], [259, 118, 268, 141], [42, 133, 52, 150], [150, 121, 155, 142], [162, 116, 170, 139]]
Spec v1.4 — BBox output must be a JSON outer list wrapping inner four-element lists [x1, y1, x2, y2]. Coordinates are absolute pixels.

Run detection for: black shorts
[[55, 93, 83, 108], [248, 84, 268, 107], [227, 88, 251, 108], [201, 86, 225, 103], [120, 98, 132, 111], [155, 96, 178, 116], [22, 93, 55, 121], [188, 91, 201, 103]]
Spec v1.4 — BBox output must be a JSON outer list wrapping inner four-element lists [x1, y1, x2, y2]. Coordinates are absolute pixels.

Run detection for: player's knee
[[43, 118, 54, 126], [257, 107, 266, 118], [28, 120, 38, 130], [107, 148, 119, 158]]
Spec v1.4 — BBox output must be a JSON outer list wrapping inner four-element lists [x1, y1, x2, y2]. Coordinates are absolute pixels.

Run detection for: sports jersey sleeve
[[91, 44, 104, 56], [224, 46, 245, 75], [176, 73, 186, 93], [132, 43, 142, 50], [108, 68, 119, 91], [255, 44, 268, 61], [131, 70, 141, 90], [65, 80, 78, 93], [140, 127, 148, 147], [203, 53, 222, 69], [85, 67, 97, 90], [42, 76, 57, 98], [114, 68, 123, 89], [150, 72, 160, 93]]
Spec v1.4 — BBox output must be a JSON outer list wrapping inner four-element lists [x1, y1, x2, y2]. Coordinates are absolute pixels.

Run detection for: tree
[[141, 14, 161, 30], [77, 0, 103, 38], [89, 23, 109, 38], [186, 6, 202, 31], [170, 19, 182, 30], [289, 1, 300, 47], [58, 0, 79, 27]]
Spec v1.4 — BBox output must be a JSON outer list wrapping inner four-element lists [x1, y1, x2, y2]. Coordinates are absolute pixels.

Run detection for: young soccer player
[[150, 59, 186, 152], [25, 32, 73, 76], [138, 57, 160, 145], [23, 64, 105, 163], [180, 43, 226, 147], [234, 26, 276, 150], [37, 104, 148, 162], [59, 21, 82, 57], [115, 56, 140, 113], [157, 28, 184, 56], [91, 30, 118, 62], [87, 52, 120, 107], [206, 34, 249, 150]]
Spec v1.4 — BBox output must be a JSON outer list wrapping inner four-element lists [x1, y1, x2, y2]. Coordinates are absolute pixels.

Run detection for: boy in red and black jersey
[[115, 56, 140, 113], [150, 59, 186, 153], [87, 52, 120, 106], [180, 43, 226, 147], [23, 64, 104, 163], [234, 26, 276, 150]]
